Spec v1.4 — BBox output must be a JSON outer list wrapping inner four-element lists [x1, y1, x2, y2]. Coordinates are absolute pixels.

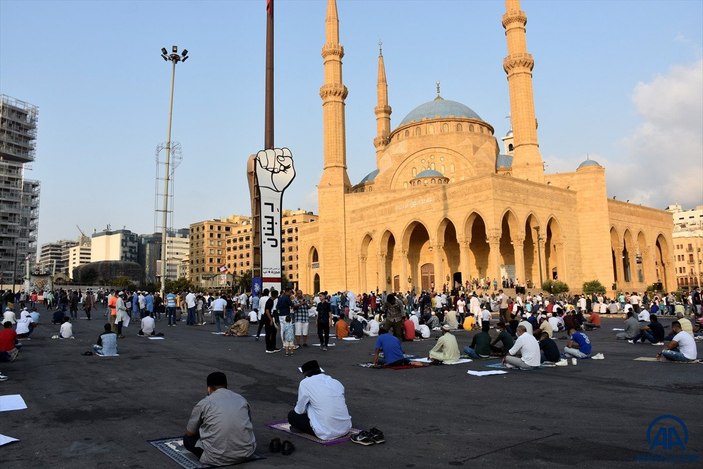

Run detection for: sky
[[1, 0, 702, 252]]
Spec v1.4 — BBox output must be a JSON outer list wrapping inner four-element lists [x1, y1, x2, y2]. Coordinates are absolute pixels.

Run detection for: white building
[[68, 241, 91, 279], [91, 228, 139, 263]]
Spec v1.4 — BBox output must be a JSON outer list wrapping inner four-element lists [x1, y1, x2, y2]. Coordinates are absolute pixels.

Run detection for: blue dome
[[400, 97, 483, 126], [496, 154, 513, 169], [577, 159, 601, 170], [415, 169, 445, 178], [359, 169, 379, 183]]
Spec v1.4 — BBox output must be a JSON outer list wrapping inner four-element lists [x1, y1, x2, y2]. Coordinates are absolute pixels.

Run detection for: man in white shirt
[[15, 310, 35, 338], [139, 313, 156, 336], [659, 321, 697, 362], [59, 317, 74, 339], [504, 325, 540, 370], [185, 291, 197, 326], [255, 289, 270, 339], [363, 317, 379, 337], [210, 294, 227, 333], [288, 360, 352, 441]]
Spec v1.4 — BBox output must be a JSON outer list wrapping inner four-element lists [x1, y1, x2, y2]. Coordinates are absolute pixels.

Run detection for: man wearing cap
[[288, 360, 352, 440], [428, 324, 460, 364], [184, 371, 257, 465]]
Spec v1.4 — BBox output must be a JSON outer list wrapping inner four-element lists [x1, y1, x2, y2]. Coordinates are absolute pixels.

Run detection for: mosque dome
[[577, 159, 601, 170], [496, 154, 513, 170], [400, 97, 483, 126], [359, 169, 379, 184], [416, 169, 445, 178]]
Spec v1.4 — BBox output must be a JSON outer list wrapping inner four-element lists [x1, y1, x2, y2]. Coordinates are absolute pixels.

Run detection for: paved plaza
[[2, 304, 702, 468]]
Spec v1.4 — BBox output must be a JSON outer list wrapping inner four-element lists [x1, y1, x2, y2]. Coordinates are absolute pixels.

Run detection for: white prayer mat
[[0, 434, 19, 446], [467, 370, 508, 376], [312, 343, 336, 347], [411, 358, 473, 365], [342, 337, 360, 341], [148, 337, 165, 340], [0, 394, 27, 412]]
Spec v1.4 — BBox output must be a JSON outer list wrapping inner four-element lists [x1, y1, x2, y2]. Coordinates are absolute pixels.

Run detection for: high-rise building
[[668, 204, 703, 290], [38, 240, 77, 275], [67, 237, 91, 280], [144, 228, 189, 282], [0, 95, 40, 285], [91, 228, 139, 263]]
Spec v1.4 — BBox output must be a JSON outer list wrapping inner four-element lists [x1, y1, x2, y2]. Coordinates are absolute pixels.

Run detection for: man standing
[[288, 360, 352, 440], [316, 292, 332, 351], [184, 372, 257, 465], [428, 324, 460, 364], [83, 289, 95, 320], [185, 290, 197, 326], [210, 294, 227, 333], [166, 291, 177, 326], [107, 290, 118, 332], [255, 289, 270, 340], [504, 325, 541, 370], [263, 290, 280, 353], [293, 290, 309, 348]]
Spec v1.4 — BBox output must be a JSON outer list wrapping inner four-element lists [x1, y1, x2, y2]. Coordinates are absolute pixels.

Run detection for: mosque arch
[[359, 234, 376, 293], [498, 210, 520, 283], [456, 124, 463, 132], [622, 229, 635, 284], [545, 217, 565, 283], [379, 230, 397, 291], [437, 218, 460, 289], [655, 234, 671, 291], [309, 247, 320, 293], [401, 221, 432, 291], [523, 214, 541, 287], [464, 212, 489, 280]]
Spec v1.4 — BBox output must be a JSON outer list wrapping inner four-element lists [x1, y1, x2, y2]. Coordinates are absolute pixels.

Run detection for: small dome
[[415, 169, 445, 178], [359, 169, 379, 183], [400, 97, 483, 126], [505, 129, 513, 137], [577, 159, 601, 170], [496, 154, 513, 169]]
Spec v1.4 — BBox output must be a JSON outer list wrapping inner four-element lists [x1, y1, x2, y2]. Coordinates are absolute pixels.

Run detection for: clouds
[[618, 59, 703, 208]]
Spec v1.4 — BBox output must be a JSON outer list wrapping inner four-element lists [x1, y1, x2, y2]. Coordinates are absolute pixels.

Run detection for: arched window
[[469, 124, 474, 132], [405, 130, 409, 137], [508, 143, 514, 152], [442, 123, 448, 133], [412, 167, 417, 177], [415, 127, 421, 136], [456, 124, 463, 132], [428, 125, 435, 134]]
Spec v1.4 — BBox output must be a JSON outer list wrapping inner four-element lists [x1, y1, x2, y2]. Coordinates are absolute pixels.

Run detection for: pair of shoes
[[369, 427, 385, 443], [269, 437, 281, 453], [351, 430, 376, 446], [281, 440, 295, 455], [627, 339, 635, 344], [592, 353, 605, 360], [651, 342, 664, 346], [555, 359, 568, 367]]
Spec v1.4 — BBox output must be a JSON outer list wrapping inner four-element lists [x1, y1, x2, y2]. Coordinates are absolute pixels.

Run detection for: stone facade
[[298, 0, 675, 295]]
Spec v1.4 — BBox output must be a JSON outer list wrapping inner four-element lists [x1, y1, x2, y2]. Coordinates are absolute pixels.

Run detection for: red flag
[[266, 0, 273, 15]]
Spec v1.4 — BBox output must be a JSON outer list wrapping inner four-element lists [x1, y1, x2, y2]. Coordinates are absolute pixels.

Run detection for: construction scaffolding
[[0, 95, 40, 287]]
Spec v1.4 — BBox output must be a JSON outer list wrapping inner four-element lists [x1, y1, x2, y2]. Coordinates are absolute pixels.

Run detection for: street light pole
[[159, 45, 188, 298]]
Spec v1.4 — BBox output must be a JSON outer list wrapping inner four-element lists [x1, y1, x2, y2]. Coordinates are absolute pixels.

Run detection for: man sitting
[[15, 310, 36, 338], [363, 316, 379, 337], [225, 318, 250, 337], [538, 332, 561, 364], [93, 323, 118, 356], [616, 311, 640, 340], [288, 360, 352, 440], [504, 325, 540, 370], [372, 328, 421, 367], [334, 317, 349, 339], [59, 317, 74, 339], [630, 314, 665, 345], [402, 317, 416, 341], [463, 323, 492, 359], [564, 328, 592, 359], [657, 321, 697, 363], [583, 310, 601, 331], [184, 372, 257, 465], [428, 325, 460, 364], [0, 321, 19, 362], [490, 322, 515, 356], [139, 312, 157, 336], [349, 315, 366, 339]]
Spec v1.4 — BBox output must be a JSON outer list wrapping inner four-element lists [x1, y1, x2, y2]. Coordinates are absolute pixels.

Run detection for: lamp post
[[533, 226, 543, 289], [159, 45, 188, 298]]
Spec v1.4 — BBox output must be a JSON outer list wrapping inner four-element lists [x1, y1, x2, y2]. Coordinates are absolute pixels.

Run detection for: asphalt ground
[[1, 305, 702, 468]]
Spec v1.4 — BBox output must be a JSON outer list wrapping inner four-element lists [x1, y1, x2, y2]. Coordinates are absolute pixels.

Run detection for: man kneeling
[[288, 360, 352, 440], [184, 372, 257, 465]]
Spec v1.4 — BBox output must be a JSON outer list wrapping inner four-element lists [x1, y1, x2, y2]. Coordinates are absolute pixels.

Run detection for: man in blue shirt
[[166, 291, 177, 326], [372, 328, 422, 367], [563, 328, 592, 358]]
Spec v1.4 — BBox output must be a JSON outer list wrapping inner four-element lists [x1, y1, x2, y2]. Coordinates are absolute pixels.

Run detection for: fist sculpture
[[255, 147, 296, 193]]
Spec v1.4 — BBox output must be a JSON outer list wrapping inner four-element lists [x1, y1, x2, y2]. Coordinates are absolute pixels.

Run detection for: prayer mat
[[467, 370, 508, 376], [484, 362, 507, 369], [410, 357, 472, 365], [342, 337, 360, 341], [265, 421, 360, 446], [634, 357, 660, 362], [211, 332, 226, 335], [148, 437, 264, 469], [311, 343, 336, 347], [357, 362, 429, 370]]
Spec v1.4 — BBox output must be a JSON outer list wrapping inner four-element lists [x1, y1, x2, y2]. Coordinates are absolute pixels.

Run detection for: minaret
[[502, 0, 544, 182], [318, 0, 349, 290], [374, 41, 392, 165]]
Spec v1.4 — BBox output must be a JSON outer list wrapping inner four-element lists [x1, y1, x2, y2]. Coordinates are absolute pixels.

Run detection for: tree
[[165, 277, 194, 293], [541, 280, 569, 294], [582, 280, 606, 296]]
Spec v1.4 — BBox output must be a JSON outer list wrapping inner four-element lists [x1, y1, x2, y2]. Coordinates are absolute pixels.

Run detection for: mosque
[[298, 0, 675, 295]]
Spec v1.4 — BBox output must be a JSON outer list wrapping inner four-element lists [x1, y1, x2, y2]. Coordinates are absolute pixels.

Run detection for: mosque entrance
[[421, 264, 434, 291]]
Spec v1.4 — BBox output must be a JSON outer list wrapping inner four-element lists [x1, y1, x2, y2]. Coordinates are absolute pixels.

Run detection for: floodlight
[[161, 48, 168, 55], [182, 49, 188, 57], [182, 55, 189, 62], [172, 45, 177, 53]]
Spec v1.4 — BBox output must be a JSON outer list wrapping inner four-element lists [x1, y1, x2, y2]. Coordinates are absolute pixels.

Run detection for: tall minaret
[[373, 41, 392, 165], [502, 0, 544, 182], [318, 0, 349, 290]]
